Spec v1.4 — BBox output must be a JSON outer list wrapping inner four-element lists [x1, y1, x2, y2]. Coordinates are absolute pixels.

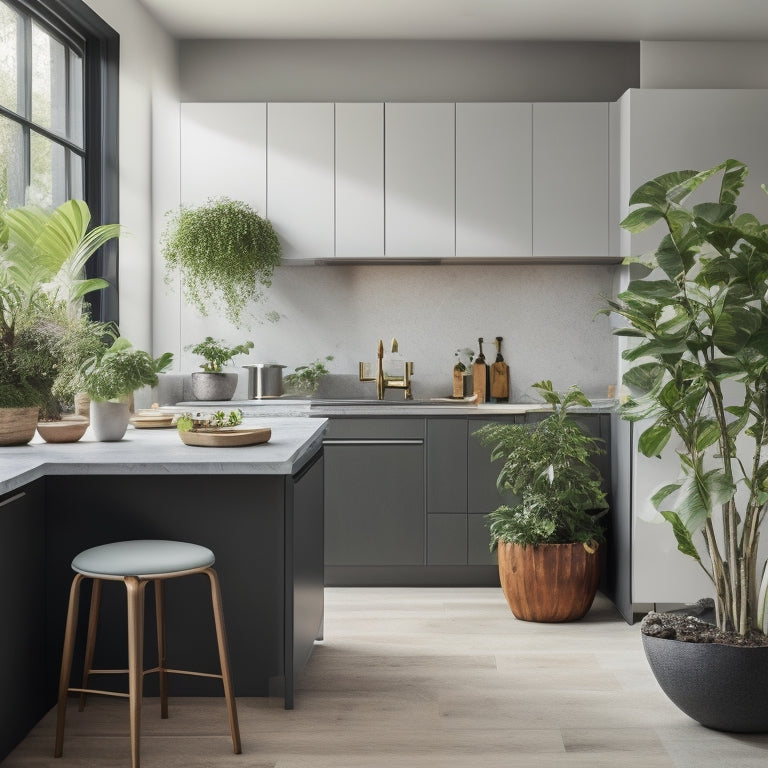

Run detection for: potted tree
[[188, 336, 254, 401], [79, 336, 173, 441], [0, 199, 119, 443], [605, 158, 768, 732], [161, 197, 281, 326], [474, 380, 608, 622]]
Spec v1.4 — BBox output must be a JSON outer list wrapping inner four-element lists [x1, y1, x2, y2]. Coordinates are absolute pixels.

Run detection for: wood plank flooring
[[4, 588, 768, 767]]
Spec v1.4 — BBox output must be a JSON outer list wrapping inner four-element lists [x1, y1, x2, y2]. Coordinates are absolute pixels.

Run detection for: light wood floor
[[4, 588, 768, 767]]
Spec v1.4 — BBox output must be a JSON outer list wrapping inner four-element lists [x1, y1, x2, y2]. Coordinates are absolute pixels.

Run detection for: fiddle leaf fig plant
[[603, 158, 768, 637], [161, 197, 281, 326], [474, 381, 608, 550]]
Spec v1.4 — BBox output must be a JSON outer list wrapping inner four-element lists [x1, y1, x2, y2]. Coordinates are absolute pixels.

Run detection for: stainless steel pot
[[243, 364, 286, 399]]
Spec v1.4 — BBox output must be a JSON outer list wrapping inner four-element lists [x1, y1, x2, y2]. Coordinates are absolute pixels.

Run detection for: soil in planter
[[641, 601, 768, 647]]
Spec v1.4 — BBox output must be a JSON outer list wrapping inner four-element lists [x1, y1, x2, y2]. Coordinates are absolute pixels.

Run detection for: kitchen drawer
[[324, 417, 425, 440]]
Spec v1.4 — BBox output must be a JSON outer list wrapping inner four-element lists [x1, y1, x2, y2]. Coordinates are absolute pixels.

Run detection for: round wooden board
[[178, 427, 272, 447]]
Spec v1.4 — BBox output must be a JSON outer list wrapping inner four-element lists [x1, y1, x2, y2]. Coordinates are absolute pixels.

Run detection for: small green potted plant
[[283, 356, 334, 396], [79, 336, 173, 441], [188, 336, 254, 401], [161, 197, 281, 326], [474, 380, 608, 622]]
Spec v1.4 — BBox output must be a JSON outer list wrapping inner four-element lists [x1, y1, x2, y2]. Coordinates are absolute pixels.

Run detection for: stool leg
[[154, 579, 169, 719], [204, 567, 241, 754], [54, 573, 85, 758], [79, 578, 102, 711], [125, 576, 146, 768]]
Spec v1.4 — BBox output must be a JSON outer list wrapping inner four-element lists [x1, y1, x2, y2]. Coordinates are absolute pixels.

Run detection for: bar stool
[[54, 539, 241, 768]]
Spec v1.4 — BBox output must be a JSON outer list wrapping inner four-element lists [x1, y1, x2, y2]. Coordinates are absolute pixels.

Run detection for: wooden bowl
[[37, 415, 90, 443]]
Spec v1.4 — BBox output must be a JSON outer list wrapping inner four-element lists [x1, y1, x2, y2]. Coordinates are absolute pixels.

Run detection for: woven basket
[[0, 407, 39, 446]]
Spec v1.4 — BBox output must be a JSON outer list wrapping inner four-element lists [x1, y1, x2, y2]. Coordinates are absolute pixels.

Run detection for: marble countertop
[[0, 416, 327, 496], [177, 398, 617, 418]]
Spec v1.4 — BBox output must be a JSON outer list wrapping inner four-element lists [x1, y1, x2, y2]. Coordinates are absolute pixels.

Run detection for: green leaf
[[638, 423, 672, 457], [628, 170, 699, 207], [660, 511, 702, 562], [651, 482, 681, 509], [621, 206, 664, 233]]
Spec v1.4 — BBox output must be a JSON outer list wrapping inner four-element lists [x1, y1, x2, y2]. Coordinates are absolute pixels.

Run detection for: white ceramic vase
[[90, 400, 130, 441]]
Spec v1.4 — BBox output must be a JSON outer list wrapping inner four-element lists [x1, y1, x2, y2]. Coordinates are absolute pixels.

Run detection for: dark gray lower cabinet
[[324, 419, 425, 568], [0, 481, 46, 763]]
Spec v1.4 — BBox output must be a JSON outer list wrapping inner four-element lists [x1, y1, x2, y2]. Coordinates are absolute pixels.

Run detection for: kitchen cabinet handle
[[323, 439, 424, 446], [0, 492, 26, 508]]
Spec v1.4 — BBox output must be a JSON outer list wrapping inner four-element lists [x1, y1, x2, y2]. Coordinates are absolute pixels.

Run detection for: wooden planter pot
[[497, 541, 600, 622]]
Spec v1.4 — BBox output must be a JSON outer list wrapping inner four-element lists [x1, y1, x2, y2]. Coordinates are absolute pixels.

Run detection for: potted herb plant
[[0, 199, 120, 444], [604, 159, 768, 732], [161, 197, 281, 326], [188, 336, 254, 401], [283, 356, 334, 396], [474, 380, 608, 622], [79, 336, 173, 441]]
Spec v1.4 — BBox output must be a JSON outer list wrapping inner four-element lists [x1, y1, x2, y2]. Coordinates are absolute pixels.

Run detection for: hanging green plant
[[161, 197, 281, 325]]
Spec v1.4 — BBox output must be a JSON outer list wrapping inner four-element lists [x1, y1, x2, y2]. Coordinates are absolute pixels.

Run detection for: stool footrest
[[67, 687, 130, 699]]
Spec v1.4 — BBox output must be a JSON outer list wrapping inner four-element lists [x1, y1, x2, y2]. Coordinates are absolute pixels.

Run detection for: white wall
[[83, 0, 179, 353], [641, 42, 768, 88]]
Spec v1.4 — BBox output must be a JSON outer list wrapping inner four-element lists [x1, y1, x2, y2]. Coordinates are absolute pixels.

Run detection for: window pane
[[30, 129, 67, 208], [69, 49, 83, 147], [0, 1, 20, 114], [31, 20, 67, 138], [69, 149, 83, 200], [0, 114, 23, 207]]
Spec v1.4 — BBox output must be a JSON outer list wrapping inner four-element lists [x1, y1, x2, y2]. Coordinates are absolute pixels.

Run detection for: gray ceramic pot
[[90, 400, 130, 442], [190, 372, 238, 401], [642, 633, 768, 733]]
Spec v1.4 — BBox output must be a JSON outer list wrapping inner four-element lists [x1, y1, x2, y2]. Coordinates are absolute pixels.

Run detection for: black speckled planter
[[643, 633, 768, 733]]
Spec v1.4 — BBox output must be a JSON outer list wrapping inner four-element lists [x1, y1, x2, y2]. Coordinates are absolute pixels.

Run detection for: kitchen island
[[0, 417, 325, 762]]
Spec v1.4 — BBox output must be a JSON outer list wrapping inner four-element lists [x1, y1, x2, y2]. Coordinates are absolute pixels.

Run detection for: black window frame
[[1, 0, 119, 324]]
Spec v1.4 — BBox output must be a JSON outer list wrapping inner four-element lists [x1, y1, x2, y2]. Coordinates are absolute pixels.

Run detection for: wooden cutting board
[[490, 361, 510, 401], [472, 359, 489, 404]]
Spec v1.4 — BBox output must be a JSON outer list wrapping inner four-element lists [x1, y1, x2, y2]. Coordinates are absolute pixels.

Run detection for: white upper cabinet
[[456, 103, 533, 259], [335, 103, 384, 260], [532, 102, 610, 259], [267, 103, 335, 261], [619, 89, 768, 258], [180, 103, 267, 210], [385, 103, 455, 259]]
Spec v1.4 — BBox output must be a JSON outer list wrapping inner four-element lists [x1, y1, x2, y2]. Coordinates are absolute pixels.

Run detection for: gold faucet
[[359, 338, 414, 400]]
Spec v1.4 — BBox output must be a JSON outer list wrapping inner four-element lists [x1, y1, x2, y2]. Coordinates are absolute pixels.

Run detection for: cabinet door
[[427, 418, 467, 515], [532, 102, 610, 258], [335, 103, 384, 259], [0, 483, 46, 762], [621, 89, 768, 257], [324, 441, 425, 566], [267, 103, 335, 261], [456, 103, 532, 258], [180, 102, 267, 209], [385, 103, 455, 258]]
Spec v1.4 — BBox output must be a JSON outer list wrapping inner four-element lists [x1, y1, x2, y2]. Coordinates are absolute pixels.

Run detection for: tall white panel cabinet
[[335, 103, 384, 259], [384, 103, 455, 258], [180, 102, 267, 210], [455, 103, 533, 258], [532, 102, 610, 258], [267, 103, 335, 261]]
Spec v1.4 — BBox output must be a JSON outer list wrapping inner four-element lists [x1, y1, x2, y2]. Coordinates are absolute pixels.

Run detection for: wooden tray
[[130, 415, 175, 429], [178, 427, 272, 447]]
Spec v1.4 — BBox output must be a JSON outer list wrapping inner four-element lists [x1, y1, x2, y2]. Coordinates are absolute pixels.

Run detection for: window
[[0, 0, 119, 322]]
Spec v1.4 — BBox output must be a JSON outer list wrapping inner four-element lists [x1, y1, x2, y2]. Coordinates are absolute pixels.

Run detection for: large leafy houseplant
[[604, 159, 768, 639], [475, 381, 608, 550], [0, 200, 119, 414], [161, 197, 281, 326], [474, 381, 608, 622]]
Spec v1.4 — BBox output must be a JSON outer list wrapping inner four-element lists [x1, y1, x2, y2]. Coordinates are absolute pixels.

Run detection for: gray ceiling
[[136, 0, 768, 41]]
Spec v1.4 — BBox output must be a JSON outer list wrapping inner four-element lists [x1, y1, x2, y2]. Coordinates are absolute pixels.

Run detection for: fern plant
[[161, 198, 281, 326], [475, 381, 608, 550]]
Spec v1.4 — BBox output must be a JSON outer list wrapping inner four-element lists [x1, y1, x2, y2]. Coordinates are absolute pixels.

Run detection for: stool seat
[[72, 540, 215, 578]]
